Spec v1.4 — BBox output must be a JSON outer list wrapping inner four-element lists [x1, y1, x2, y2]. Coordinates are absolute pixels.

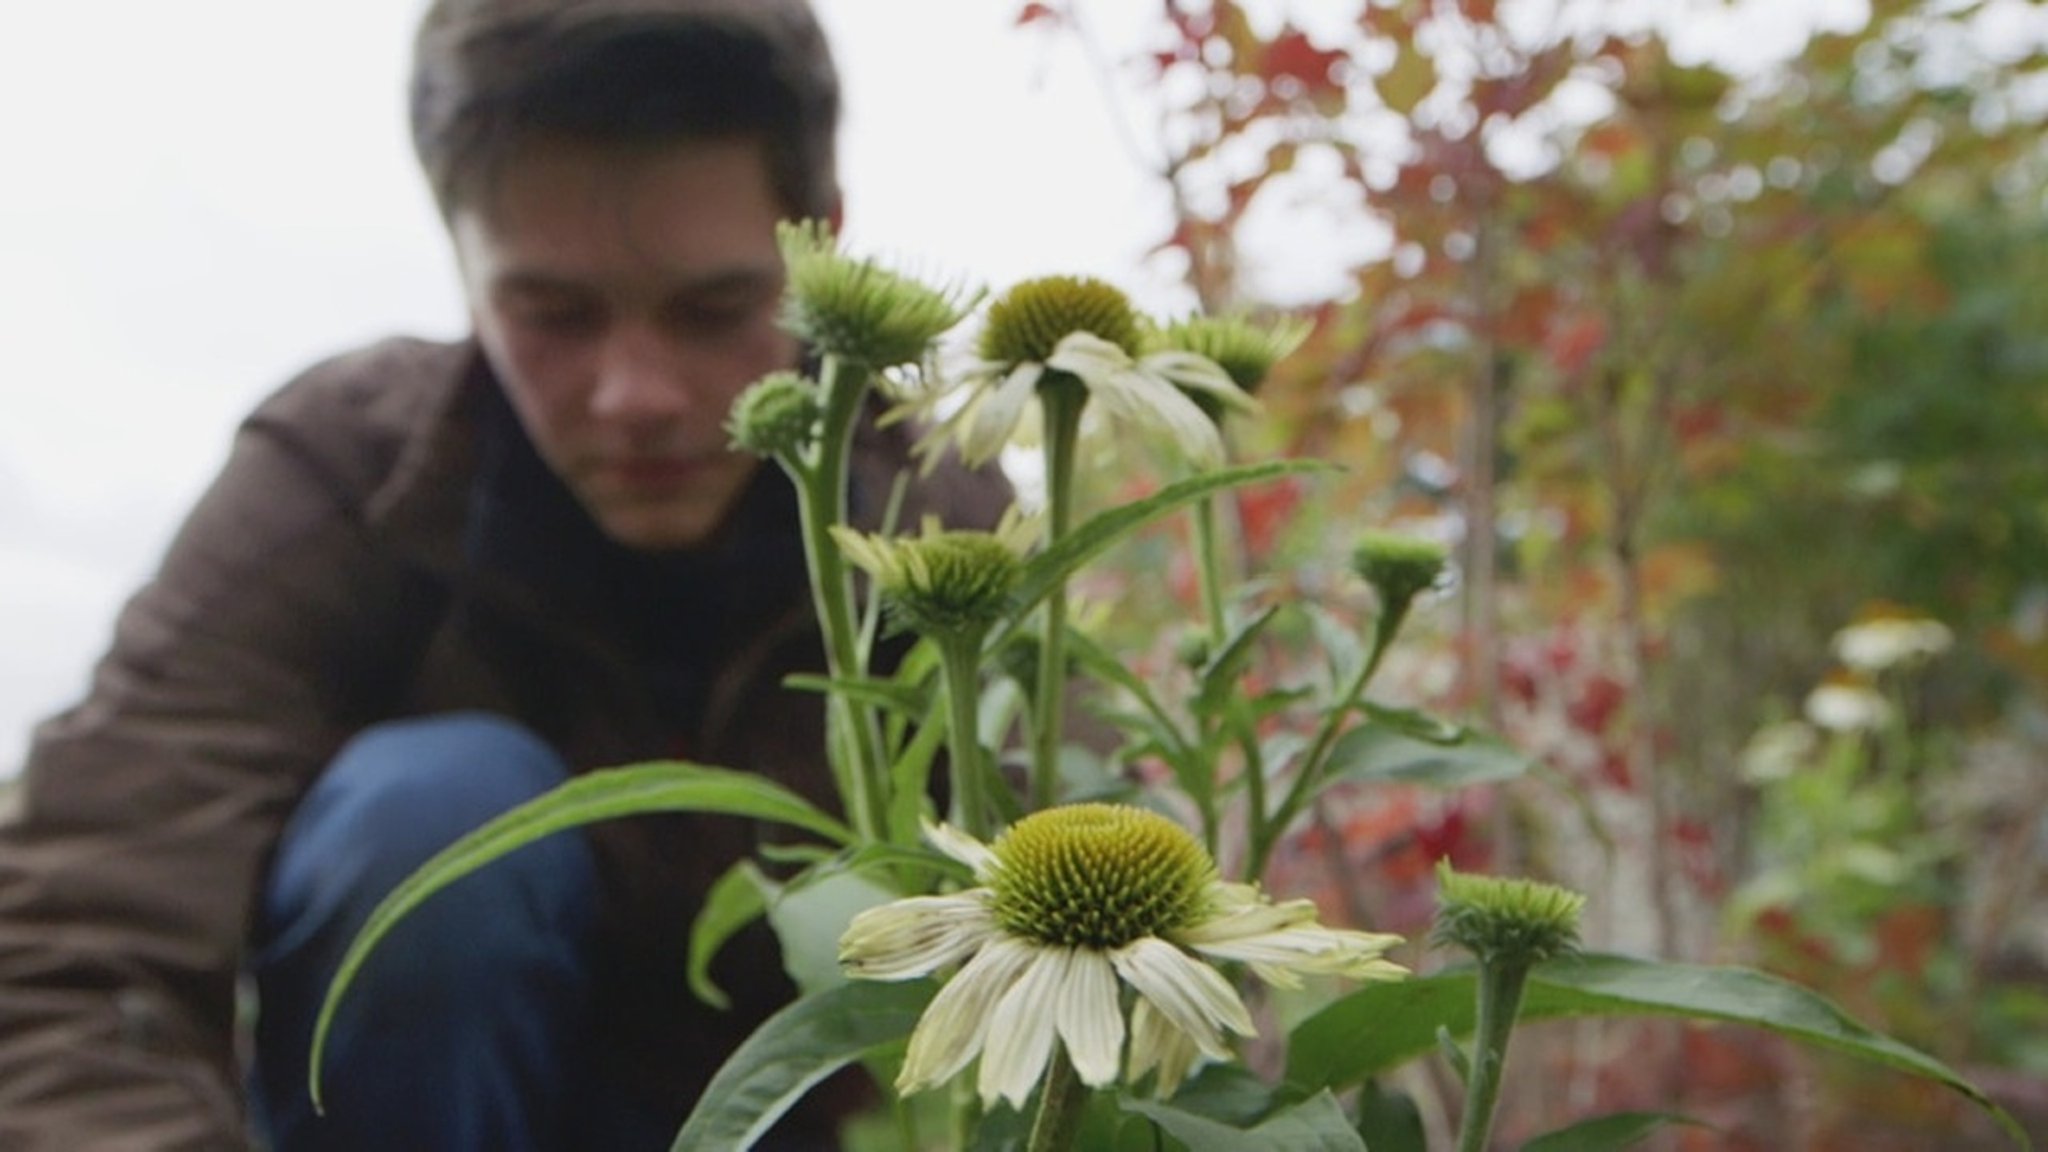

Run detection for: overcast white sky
[[0, 0, 1885, 771]]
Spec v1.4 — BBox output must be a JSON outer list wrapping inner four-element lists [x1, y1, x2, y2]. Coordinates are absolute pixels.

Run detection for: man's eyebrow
[[489, 265, 784, 298]]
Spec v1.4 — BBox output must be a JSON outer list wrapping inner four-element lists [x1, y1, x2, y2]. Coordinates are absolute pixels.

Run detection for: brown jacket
[[0, 337, 1004, 1151]]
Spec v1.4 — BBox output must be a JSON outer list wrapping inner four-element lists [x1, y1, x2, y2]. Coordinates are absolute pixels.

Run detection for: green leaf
[[1520, 1111, 1709, 1152], [1284, 953, 2030, 1148], [783, 672, 928, 719], [1354, 1080, 1426, 1152], [1005, 459, 1337, 637], [308, 762, 851, 1108], [1196, 603, 1282, 717], [1323, 724, 1532, 790], [671, 980, 934, 1151], [688, 859, 776, 1010], [1122, 1090, 1366, 1152]]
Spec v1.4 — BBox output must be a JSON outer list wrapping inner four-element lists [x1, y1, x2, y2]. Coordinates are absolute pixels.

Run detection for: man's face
[[451, 135, 799, 550]]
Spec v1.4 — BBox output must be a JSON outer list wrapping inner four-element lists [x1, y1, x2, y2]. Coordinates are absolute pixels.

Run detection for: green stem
[[1031, 378, 1086, 810], [797, 355, 889, 842], [1192, 495, 1230, 648], [1026, 1051, 1089, 1152], [1456, 960, 1531, 1152], [1250, 600, 1408, 881], [938, 635, 993, 839]]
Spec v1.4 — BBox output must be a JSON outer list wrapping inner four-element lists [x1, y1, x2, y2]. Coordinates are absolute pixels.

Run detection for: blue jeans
[[249, 714, 671, 1151]]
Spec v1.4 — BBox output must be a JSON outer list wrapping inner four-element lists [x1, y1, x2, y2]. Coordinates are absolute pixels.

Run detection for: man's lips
[[600, 456, 708, 488]]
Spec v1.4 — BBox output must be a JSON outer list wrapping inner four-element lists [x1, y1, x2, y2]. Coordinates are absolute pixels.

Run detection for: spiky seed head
[[1150, 313, 1311, 394], [978, 275, 1142, 366], [987, 804, 1216, 950]]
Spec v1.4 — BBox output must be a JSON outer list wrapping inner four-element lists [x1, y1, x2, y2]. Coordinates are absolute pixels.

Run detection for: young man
[[0, 2, 1000, 1148]]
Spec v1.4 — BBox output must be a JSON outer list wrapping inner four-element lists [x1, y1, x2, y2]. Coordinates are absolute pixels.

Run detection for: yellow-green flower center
[[979, 276, 1142, 365], [987, 804, 1215, 950]]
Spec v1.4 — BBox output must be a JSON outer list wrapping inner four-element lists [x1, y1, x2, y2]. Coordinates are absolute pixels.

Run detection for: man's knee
[[258, 712, 595, 965]]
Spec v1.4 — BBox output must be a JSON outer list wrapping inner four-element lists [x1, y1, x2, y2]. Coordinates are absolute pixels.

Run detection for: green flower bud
[[777, 219, 975, 368], [832, 525, 1024, 642], [1432, 862, 1586, 968], [726, 371, 822, 459], [979, 275, 1142, 365], [989, 804, 1216, 949], [1350, 530, 1450, 613], [1150, 313, 1311, 394]]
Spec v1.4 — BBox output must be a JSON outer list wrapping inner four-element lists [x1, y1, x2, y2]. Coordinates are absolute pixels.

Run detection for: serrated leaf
[[1122, 1090, 1366, 1152], [1520, 1110, 1709, 1152], [1284, 953, 2029, 1148], [671, 980, 934, 1151], [688, 859, 776, 1010], [309, 763, 851, 1107]]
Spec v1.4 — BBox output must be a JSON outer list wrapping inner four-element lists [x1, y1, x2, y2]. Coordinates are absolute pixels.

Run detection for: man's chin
[[589, 500, 732, 551]]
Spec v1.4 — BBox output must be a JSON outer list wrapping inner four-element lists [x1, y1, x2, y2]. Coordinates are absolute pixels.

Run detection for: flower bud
[[726, 371, 822, 459], [1432, 862, 1586, 968], [777, 219, 975, 368]]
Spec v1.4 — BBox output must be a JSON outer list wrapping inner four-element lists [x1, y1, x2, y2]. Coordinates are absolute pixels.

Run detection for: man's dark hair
[[410, 0, 840, 220]]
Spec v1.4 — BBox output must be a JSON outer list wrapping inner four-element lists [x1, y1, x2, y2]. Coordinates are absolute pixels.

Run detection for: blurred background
[[4, 0, 2046, 1145]]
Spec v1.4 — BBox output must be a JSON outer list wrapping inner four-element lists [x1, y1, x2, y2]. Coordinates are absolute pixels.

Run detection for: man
[[0, 1, 1000, 1148]]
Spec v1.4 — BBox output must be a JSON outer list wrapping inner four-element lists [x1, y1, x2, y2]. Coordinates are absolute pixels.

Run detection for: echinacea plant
[[311, 222, 2035, 1152]]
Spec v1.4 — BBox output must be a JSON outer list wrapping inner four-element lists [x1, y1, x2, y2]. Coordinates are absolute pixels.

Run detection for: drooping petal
[[1054, 950, 1125, 1088], [1110, 937, 1252, 1063], [1126, 996, 1203, 1097], [838, 892, 997, 980], [1081, 360, 1227, 467], [977, 945, 1070, 1109], [1180, 887, 1406, 987], [898, 935, 1036, 1095], [958, 361, 1044, 466], [1145, 349, 1262, 415], [921, 818, 998, 879]]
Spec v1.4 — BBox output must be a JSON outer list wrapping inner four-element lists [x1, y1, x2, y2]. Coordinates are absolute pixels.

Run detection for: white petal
[[898, 935, 1035, 1095], [921, 818, 998, 879], [1145, 350, 1261, 414], [839, 892, 996, 980], [1088, 367, 1227, 467], [1127, 997, 1203, 1097], [1110, 937, 1252, 1062], [959, 361, 1043, 465], [1044, 330, 1134, 380], [1054, 950, 1125, 1088], [977, 945, 1068, 1109]]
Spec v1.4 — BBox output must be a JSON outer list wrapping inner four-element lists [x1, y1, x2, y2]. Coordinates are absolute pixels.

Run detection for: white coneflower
[[1831, 615, 1953, 675], [838, 804, 1406, 1110], [914, 276, 1256, 469]]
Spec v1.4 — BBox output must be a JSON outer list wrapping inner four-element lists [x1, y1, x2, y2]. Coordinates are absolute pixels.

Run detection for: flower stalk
[[1029, 375, 1086, 809], [1026, 1051, 1089, 1152], [1433, 864, 1586, 1152]]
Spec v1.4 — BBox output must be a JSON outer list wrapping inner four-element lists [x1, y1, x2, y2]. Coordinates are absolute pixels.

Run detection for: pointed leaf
[[1324, 724, 1532, 790], [689, 859, 776, 1010], [1196, 603, 1282, 717], [310, 762, 851, 1107], [1284, 954, 2028, 1148], [1521, 1111, 1710, 1152], [1123, 1090, 1365, 1151], [671, 980, 935, 1151], [1006, 460, 1337, 635]]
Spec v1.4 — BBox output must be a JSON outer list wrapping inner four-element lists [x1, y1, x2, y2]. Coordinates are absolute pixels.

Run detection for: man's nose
[[589, 326, 694, 423]]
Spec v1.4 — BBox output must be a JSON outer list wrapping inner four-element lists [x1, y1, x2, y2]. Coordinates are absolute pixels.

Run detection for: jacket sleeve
[[0, 378, 425, 1151]]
